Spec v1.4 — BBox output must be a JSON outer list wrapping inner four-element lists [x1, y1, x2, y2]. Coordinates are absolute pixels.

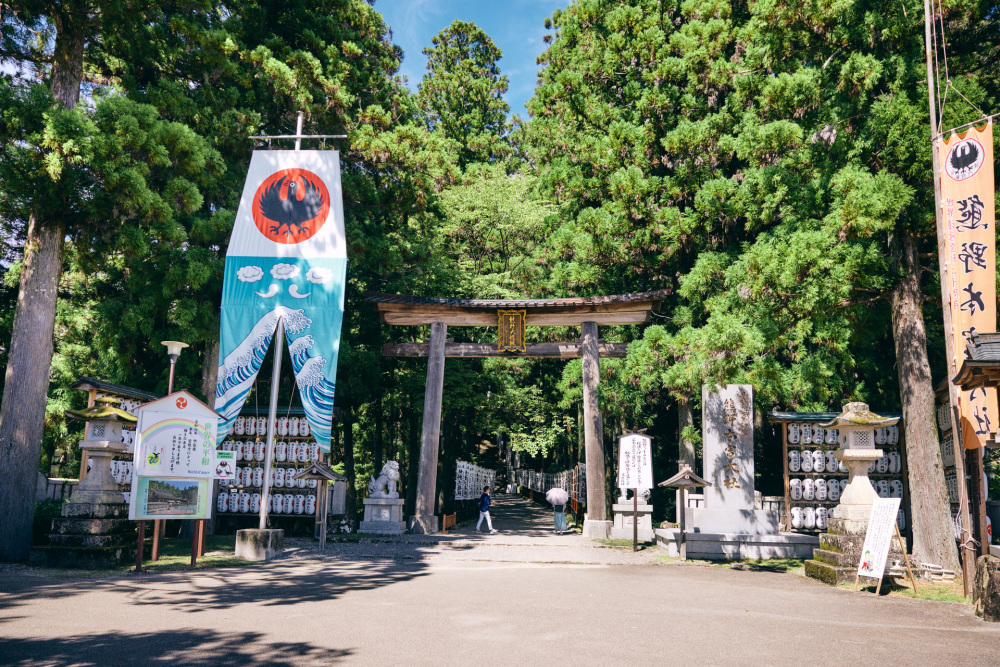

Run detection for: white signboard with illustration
[[129, 390, 220, 521]]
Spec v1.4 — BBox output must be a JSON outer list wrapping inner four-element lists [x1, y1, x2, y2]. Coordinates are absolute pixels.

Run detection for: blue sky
[[375, 0, 566, 118]]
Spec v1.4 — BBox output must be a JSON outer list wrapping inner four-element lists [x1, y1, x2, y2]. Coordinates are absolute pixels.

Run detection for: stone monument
[[360, 460, 406, 535], [688, 384, 778, 534], [656, 385, 817, 559], [30, 398, 137, 568], [806, 403, 907, 585]]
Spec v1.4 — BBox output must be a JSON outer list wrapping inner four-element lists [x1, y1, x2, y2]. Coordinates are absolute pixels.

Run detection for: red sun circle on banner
[[251, 169, 330, 244]]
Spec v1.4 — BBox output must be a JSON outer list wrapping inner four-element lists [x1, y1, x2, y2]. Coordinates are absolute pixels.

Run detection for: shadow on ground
[[0, 629, 351, 665]]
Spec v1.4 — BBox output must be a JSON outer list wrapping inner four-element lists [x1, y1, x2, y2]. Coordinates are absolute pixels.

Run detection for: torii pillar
[[581, 321, 611, 538], [409, 321, 446, 534]]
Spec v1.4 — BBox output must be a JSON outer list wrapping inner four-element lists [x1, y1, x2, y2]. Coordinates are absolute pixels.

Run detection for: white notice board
[[618, 433, 653, 490], [857, 498, 902, 578]]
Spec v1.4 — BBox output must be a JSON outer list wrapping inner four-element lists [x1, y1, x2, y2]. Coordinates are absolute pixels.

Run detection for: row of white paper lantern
[[233, 416, 310, 437], [788, 423, 900, 445], [789, 450, 902, 474], [790, 477, 903, 500], [222, 440, 320, 463], [218, 490, 316, 514], [231, 465, 319, 489], [788, 450, 847, 473], [110, 460, 133, 485], [791, 506, 906, 530]]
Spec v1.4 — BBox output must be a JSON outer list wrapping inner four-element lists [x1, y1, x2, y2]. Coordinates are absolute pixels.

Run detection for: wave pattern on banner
[[288, 335, 335, 446], [216, 306, 312, 440]]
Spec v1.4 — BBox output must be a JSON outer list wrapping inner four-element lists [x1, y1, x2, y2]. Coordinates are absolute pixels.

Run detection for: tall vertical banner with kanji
[[214, 151, 347, 452], [938, 122, 997, 449]]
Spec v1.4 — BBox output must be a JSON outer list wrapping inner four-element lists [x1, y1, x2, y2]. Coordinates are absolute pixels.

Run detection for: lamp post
[[161, 340, 189, 393], [152, 340, 188, 562]]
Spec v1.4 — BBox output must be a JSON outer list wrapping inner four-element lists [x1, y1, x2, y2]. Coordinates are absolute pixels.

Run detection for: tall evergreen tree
[[527, 0, 998, 568], [417, 20, 511, 167]]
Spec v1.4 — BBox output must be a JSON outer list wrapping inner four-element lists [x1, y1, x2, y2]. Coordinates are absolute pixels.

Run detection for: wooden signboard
[[497, 309, 526, 352]]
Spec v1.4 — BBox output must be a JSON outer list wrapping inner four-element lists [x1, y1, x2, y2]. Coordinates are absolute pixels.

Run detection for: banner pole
[[259, 319, 284, 531], [924, 0, 974, 597]]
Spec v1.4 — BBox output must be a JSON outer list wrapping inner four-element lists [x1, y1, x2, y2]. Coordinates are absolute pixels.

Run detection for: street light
[[161, 340, 189, 393]]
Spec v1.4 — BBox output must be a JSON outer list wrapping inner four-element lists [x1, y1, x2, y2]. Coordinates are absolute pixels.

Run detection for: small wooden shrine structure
[[367, 291, 670, 535]]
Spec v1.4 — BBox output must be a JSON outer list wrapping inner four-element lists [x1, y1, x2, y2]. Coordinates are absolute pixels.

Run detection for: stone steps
[[29, 544, 134, 569]]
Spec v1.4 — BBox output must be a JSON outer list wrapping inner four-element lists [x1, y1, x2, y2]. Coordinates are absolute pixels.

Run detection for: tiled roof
[[364, 290, 670, 310]]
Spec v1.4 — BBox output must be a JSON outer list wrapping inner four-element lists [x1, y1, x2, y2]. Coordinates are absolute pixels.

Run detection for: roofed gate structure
[[367, 290, 670, 536]]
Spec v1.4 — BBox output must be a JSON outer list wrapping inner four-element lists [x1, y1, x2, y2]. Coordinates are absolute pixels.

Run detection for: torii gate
[[366, 290, 670, 536]]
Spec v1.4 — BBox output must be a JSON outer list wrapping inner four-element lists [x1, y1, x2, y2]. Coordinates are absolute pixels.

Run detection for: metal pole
[[679, 487, 687, 561], [135, 521, 145, 572], [633, 490, 638, 551], [924, 0, 973, 597], [295, 111, 303, 151], [259, 319, 284, 530]]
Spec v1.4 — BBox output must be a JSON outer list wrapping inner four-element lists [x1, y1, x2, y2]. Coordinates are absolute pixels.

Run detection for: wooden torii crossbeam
[[366, 290, 670, 536]]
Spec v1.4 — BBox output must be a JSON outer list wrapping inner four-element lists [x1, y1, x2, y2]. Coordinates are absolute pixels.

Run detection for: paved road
[[2, 495, 998, 665]]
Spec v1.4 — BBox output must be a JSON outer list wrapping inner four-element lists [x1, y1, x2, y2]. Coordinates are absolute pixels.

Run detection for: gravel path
[[281, 494, 660, 566]]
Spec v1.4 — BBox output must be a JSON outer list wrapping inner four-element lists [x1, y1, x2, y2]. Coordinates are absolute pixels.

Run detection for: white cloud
[[270, 263, 301, 280]]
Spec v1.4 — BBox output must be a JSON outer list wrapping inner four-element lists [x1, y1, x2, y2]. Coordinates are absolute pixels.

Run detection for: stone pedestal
[[30, 436, 135, 569], [805, 520, 908, 585], [610, 503, 655, 542], [686, 508, 779, 535], [408, 514, 439, 534], [360, 498, 406, 535], [582, 518, 612, 539], [831, 448, 883, 533], [30, 501, 135, 569], [805, 447, 889, 585], [236, 528, 284, 561]]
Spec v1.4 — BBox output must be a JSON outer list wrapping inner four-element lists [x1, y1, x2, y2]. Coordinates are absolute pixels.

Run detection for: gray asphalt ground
[[2, 494, 998, 666]]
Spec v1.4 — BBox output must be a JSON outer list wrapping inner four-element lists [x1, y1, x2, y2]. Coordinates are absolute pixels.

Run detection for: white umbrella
[[545, 488, 569, 506]]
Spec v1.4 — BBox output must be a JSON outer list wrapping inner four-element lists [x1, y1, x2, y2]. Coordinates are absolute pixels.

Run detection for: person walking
[[476, 485, 498, 534]]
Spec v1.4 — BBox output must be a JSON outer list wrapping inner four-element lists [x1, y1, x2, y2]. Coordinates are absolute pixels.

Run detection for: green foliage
[[417, 20, 512, 167]]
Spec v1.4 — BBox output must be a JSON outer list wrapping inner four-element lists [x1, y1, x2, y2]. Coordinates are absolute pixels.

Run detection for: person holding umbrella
[[546, 487, 570, 533]]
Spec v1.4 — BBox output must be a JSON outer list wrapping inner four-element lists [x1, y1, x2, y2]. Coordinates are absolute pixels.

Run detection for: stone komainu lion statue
[[368, 460, 400, 499]]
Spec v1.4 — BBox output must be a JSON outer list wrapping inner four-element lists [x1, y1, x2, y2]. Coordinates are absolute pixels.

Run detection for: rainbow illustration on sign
[[140, 418, 212, 443]]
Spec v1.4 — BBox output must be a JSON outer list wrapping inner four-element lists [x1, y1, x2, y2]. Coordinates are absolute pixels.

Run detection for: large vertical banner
[[939, 122, 997, 449], [215, 151, 347, 452]]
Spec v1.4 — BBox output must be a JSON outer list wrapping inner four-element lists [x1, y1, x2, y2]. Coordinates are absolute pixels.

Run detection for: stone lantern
[[66, 397, 137, 505], [820, 402, 898, 534], [29, 397, 138, 568]]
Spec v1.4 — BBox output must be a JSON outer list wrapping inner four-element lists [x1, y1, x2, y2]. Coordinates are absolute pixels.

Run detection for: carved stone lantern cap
[[66, 396, 137, 424], [818, 402, 898, 429]]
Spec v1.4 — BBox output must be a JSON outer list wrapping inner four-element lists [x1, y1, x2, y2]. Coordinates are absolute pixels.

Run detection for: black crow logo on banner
[[945, 138, 985, 181], [252, 169, 330, 244]]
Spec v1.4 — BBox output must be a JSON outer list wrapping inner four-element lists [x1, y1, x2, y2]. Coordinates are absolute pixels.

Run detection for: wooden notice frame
[[497, 309, 526, 352]]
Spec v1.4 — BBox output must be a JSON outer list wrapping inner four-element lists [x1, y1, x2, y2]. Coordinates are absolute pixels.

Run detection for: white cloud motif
[[270, 263, 301, 280], [306, 267, 334, 285], [237, 265, 264, 283]]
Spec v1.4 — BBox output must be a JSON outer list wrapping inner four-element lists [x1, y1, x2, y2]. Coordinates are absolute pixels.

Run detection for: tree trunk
[[200, 338, 220, 406], [891, 231, 960, 571], [343, 409, 357, 523], [0, 214, 67, 560], [404, 405, 419, 516], [0, 19, 84, 560], [373, 393, 384, 472], [677, 395, 695, 469]]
